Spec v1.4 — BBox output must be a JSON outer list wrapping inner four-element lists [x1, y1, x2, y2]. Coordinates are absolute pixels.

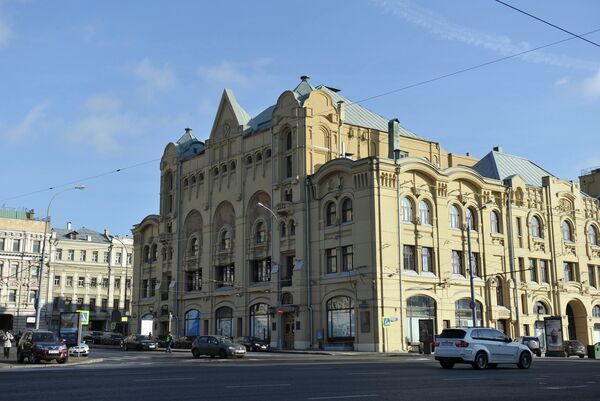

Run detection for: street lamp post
[[35, 185, 86, 329], [111, 235, 130, 334], [257, 202, 281, 350]]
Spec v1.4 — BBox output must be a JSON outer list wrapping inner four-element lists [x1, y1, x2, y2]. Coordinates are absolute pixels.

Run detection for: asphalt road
[[1, 350, 599, 401]]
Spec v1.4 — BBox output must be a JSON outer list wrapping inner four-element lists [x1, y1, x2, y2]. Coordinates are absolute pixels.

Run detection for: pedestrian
[[165, 331, 173, 354], [3, 330, 13, 359]]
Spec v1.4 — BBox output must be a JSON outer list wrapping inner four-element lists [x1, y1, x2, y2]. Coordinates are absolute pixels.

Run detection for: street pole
[[35, 185, 85, 329], [466, 216, 477, 327], [506, 188, 521, 338], [111, 235, 130, 334], [394, 151, 405, 351]]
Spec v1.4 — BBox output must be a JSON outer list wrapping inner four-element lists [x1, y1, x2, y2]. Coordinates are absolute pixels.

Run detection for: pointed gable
[[209, 89, 251, 142]]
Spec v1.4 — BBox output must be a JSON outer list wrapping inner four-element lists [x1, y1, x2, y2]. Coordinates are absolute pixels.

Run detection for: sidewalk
[[0, 349, 103, 369]]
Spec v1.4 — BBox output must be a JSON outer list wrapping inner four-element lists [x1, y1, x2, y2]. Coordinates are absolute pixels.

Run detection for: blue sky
[[1, 0, 599, 236]]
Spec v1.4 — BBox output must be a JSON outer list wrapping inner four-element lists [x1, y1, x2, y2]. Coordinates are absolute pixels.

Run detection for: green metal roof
[[473, 148, 555, 187], [0, 209, 30, 220]]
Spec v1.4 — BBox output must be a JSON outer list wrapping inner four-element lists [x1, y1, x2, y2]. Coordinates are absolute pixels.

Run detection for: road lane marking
[[545, 385, 586, 390], [134, 377, 195, 382], [225, 384, 292, 388], [307, 395, 379, 400], [349, 372, 391, 375]]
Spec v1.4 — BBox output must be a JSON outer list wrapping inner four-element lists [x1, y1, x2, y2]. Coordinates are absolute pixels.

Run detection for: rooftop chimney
[[104, 228, 109, 238], [388, 119, 401, 160], [67, 222, 72, 230], [493, 146, 503, 153], [337, 100, 345, 122], [300, 75, 310, 82]]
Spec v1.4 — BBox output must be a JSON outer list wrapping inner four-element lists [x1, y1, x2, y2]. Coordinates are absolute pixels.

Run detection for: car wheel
[[472, 352, 488, 370], [578, 355, 585, 359], [439, 360, 454, 369], [517, 352, 532, 369], [218, 349, 227, 359], [192, 349, 200, 359]]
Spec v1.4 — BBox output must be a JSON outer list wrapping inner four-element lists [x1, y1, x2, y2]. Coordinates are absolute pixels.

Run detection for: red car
[[17, 330, 68, 364]]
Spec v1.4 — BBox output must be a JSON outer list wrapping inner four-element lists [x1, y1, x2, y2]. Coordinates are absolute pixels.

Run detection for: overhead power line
[[496, 0, 600, 48]]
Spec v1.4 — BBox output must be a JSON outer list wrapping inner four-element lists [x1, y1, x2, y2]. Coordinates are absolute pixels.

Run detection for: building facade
[[0, 209, 48, 332], [131, 77, 600, 350], [45, 223, 134, 333]]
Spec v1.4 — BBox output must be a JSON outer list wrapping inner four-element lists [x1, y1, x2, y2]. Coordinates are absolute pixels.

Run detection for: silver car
[[434, 327, 533, 369], [191, 335, 246, 359]]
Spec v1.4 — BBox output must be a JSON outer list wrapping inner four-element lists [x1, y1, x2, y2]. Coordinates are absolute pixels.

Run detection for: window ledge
[[322, 271, 355, 280], [403, 269, 418, 276], [451, 273, 466, 280], [420, 271, 436, 278]]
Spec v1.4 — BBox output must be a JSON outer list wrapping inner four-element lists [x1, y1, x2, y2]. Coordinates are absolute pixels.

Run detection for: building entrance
[[0, 314, 13, 331], [283, 313, 295, 349], [566, 300, 589, 344]]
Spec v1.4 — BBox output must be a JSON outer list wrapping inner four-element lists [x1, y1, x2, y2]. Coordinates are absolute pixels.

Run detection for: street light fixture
[[35, 184, 86, 329]]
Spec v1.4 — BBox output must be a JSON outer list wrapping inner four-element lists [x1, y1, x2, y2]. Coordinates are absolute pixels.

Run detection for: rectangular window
[[101, 278, 109, 288], [452, 250, 462, 275], [101, 299, 108, 311], [150, 278, 157, 296], [113, 278, 120, 288], [285, 155, 293, 178], [142, 279, 149, 298], [326, 248, 337, 274], [89, 298, 96, 311], [342, 246, 353, 272], [529, 259, 537, 283], [186, 270, 202, 291], [126, 278, 131, 289], [539, 260, 548, 283], [116, 252, 122, 264], [113, 299, 119, 309], [29, 290, 37, 304], [80, 250, 86, 262], [12, 239, 21, 252], [564, 262, 574, 282], [90, 278, 97, 288], [0, 238, 4, 250], [68, 249, 75, 261], [9, 290, 17, 303], [56, 249, 63, 260], [216, 265, 234, 288], [127, 253, 132, 265], [251, 259, 271, 283], [54, 275, 61, 286], [78, 277, 85, 287], [421, 247, 433, 273], [589, 265, 596, 288], [470, 252, 479, 277], [103, 252, 109, 263], [10, 264, 18, 279], [92, 251, 99, 262], [32, 240, 41, 253], [403, 245, 415, 271], [30, 266, 39, 278], [66, 276, 73, 287]]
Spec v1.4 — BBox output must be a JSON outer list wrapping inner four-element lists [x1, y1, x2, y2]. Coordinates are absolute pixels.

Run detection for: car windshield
[[437, 329, 466, 339], [219, 337, 233, 345], [32, 332, 58, 342], [136, 335, 150, 341]]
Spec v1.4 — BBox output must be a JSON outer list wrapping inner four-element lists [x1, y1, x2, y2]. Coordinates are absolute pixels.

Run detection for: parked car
[[122, 334, 158, 351], [17, 330, 68, 364], [69, 343, 90, 357], [234, 336, 270, 352], [433, 327, 533, 369], [564, 340, 586, 358], [516, 336, 542, 357], [154, 335, 168, 348], [173, 336, 196, 349], [100, 332, 124, 346], [84, 331, 105, 345], [191, 335, 246, 359]]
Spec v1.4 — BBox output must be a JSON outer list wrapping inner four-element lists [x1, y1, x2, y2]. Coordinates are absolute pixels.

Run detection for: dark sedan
[[191, 335, 246, 359], [565, 340, 586, 358], [234, 336, 270, 352], [122, 334, 157, 351], [100, 332, 124, 346]]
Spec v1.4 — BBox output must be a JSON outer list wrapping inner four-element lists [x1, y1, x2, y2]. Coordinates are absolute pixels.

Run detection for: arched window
[[449, 205, 461, 229], [490, 211, 501, 234], [246, 155, 253, 165], [265, 148, 272, 159], [250, 303, 270, 340], [531, 216, 542, 238], [593, 305, 600, 318], [230, 161, 236, 171], [466, 208, 476, 231], [289, 220, 296, 236], [286, 131, 292, 150], [280, 222, 287, 237], [534, 301, 549, 315], [220, 230, 232, 251], [402, 198, 414, 223], [255, 221, 267, 244], [256, 152, 262, 162], [161, 247, 167, 261], [341, 198, 353, 223], [168, 247, 173, 261], [143, 245, 150, 263], [183, 178, 189, 187], [495, 277, 504, 306], [419, 200, 431, 225], [562, 220, 573, 242], [151, 244, 158, 262], [326, 296, 355, 339], [189, 237, 199, 257], [215, 307, 233, 337], [588, 224, 598, 246], [325, 202, 336, 226], [455, 298, 483, 327], [185, 309, 201, 336]]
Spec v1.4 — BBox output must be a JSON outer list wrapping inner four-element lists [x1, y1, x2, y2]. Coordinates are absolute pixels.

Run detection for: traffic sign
[[76, 310, 90, 325], [276, 307, 285, 316], [382, 317, 391, 328]]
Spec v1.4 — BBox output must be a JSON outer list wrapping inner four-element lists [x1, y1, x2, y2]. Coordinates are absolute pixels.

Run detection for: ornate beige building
[[131, 77, 600, 351]]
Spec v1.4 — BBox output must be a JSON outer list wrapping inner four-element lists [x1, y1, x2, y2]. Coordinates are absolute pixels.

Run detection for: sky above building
[[1, 0, 599, 235]]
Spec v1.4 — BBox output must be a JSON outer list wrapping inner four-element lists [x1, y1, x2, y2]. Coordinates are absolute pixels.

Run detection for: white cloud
[[581, 68, 600, 98], [0, 17, 13, 47], [197, 58, 274, 86], [65, 95, 142, 154], [554, 76, 570, 86], [371, 0, 597, 71], [0, 103, 47, 142], [134, 58, 177, 100]]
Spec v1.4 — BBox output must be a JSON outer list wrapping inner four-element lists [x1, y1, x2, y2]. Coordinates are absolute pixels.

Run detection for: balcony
[[275, 202, 293, 216]]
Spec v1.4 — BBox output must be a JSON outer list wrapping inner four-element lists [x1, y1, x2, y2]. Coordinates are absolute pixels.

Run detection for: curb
[[0, 357, 104, 369]]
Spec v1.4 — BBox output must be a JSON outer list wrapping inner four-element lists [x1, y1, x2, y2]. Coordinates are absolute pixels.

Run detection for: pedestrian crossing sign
[[382, 317, 391, 328], [76, 310, 90, 325]]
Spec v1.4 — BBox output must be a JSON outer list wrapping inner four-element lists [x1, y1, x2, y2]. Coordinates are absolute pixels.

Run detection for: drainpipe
[[305, 176, 314, 348], [505, 186, 520, 338], [375, 159, 386, 352], [175, 159, 183, 337], [395, 153, 405, 351]]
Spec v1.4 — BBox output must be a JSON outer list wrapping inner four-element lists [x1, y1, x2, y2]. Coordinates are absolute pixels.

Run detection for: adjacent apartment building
[[44, 223, 134, 333], [131, 77, 600, 351], [0, 209, 48, 332]]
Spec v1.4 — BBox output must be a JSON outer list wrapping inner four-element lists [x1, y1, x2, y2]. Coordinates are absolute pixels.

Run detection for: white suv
[[433, 327, 533, 369]]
